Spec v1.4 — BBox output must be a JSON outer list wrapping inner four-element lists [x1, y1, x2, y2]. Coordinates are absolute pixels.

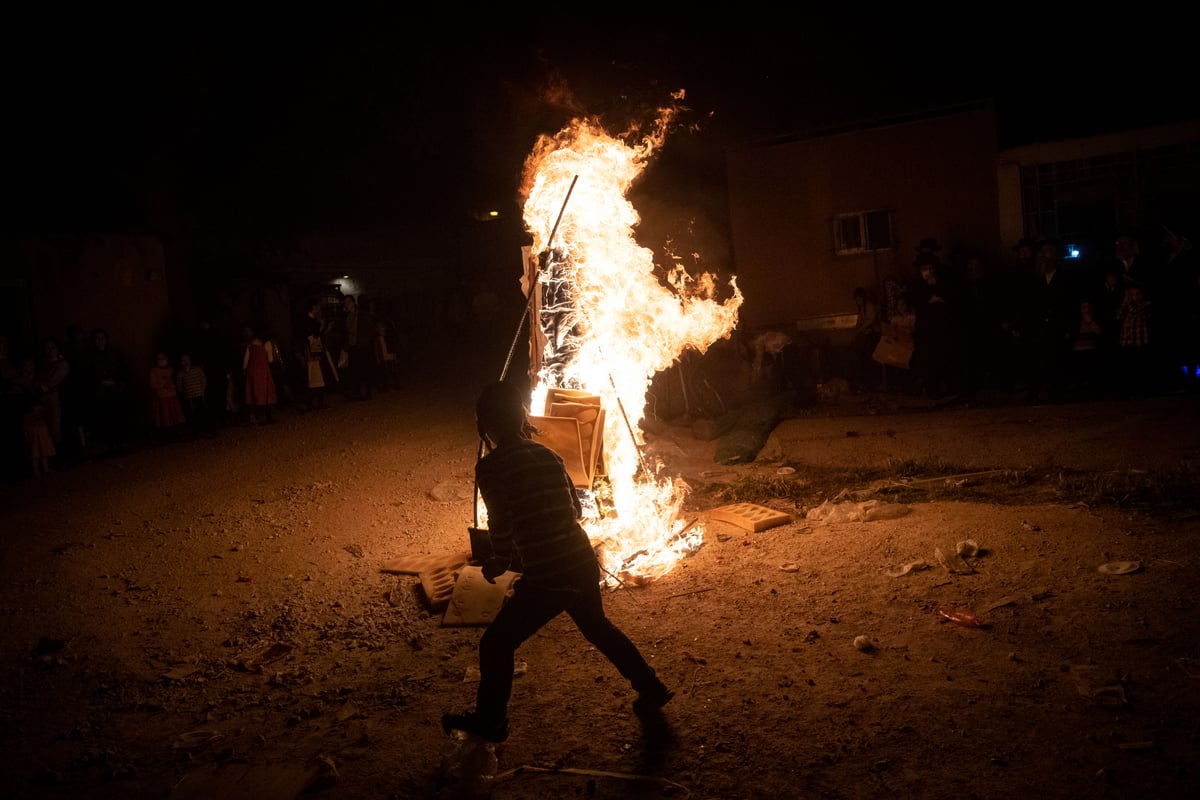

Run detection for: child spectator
[[1116, 283, 1154, 395], [23, 388, 55, 476], [302, 300, 334, 410], [35, 337, 70, 450], [176, 353, 215, 437], [149, 352, 186, 443]]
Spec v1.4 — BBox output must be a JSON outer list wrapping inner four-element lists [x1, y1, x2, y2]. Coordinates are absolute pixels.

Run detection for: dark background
[[3, 10, 1191, 242]]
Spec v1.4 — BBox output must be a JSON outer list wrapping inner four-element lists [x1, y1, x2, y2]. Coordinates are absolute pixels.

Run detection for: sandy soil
[[2, 357, 1199, 800]]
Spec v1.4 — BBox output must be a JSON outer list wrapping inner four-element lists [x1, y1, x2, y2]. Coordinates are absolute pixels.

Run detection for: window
[[833, 209, 893, 254]]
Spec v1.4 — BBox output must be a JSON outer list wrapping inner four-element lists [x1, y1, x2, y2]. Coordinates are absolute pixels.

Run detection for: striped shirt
[[176, 366, 207, 399], [476, 438, 596, 588]]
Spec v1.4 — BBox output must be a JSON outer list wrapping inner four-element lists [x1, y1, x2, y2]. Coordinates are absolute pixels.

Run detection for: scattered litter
[[430, 480, 474, 503], [981, 588, 1050, 612], [938, 609, 984, 628], [233, 642, 293, 672], [935, 547, 975, 575], [885, 560, 930, 578], [853, 635, 877, 653], [889, 469, 1008, 488], [385, 583, 408, 607], [1098, 560, 1142, 575], [775, 466, 796, 475], [806, 498, 910, 524], [955, 539, 980, 558]]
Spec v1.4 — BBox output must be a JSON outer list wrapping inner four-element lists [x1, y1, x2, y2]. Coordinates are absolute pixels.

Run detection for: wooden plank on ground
[[708, 503, 793, 532], [379, 550, 470, 576]]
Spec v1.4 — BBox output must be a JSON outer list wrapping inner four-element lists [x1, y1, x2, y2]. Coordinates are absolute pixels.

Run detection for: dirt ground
[[3, 353, 1200, 800]]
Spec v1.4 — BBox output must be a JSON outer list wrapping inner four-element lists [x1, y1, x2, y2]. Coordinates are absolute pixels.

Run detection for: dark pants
[[474, 561, 659, 724], [347, 345, 374, 399], [182, 395, 216, 435], [88, 385, 131, 451]]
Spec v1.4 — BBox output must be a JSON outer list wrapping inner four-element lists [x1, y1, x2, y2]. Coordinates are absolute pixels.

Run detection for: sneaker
[[632, 684, 675, 716], [442, 712, 508, 743]]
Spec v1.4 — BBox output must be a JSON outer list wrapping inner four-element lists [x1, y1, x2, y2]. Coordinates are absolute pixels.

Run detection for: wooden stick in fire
[[605, 367, 654, 483], [498, 174, 579, 384]]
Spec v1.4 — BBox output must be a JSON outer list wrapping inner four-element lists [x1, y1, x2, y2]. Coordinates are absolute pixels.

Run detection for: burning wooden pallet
[[529, 388, 606, 490]]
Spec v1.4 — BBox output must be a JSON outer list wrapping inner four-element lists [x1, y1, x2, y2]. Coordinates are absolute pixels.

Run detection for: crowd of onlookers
[[3, 227, 1198, 482], [0, 292, 408, 483], [830, 227, 1200, 404]]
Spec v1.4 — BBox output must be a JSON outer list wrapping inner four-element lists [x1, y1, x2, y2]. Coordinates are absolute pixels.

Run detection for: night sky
[[4, 11, 1190, 240]]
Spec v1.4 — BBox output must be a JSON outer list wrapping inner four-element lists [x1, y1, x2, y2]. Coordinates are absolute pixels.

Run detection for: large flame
[[513, 92, 742, 584]]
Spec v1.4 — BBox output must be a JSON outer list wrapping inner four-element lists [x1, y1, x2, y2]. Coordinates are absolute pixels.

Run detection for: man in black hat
[[1021, 238, 1078, 400], [915, 237, 942, 256], [988, 237, 1040, 386], [913, 237, 949, 280], [442, 380, 673, 743], [1012, 237, 1037, 273]]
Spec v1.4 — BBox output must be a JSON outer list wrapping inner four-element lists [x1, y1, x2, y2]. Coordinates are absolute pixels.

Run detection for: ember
[[501, 92, 742, 584]]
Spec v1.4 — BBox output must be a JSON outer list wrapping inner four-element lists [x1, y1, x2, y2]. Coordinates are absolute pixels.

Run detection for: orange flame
[[513, 92, 742, 584]]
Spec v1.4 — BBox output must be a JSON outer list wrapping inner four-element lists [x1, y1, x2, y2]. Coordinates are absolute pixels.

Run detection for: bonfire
[[492, 92, 743, 584]]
